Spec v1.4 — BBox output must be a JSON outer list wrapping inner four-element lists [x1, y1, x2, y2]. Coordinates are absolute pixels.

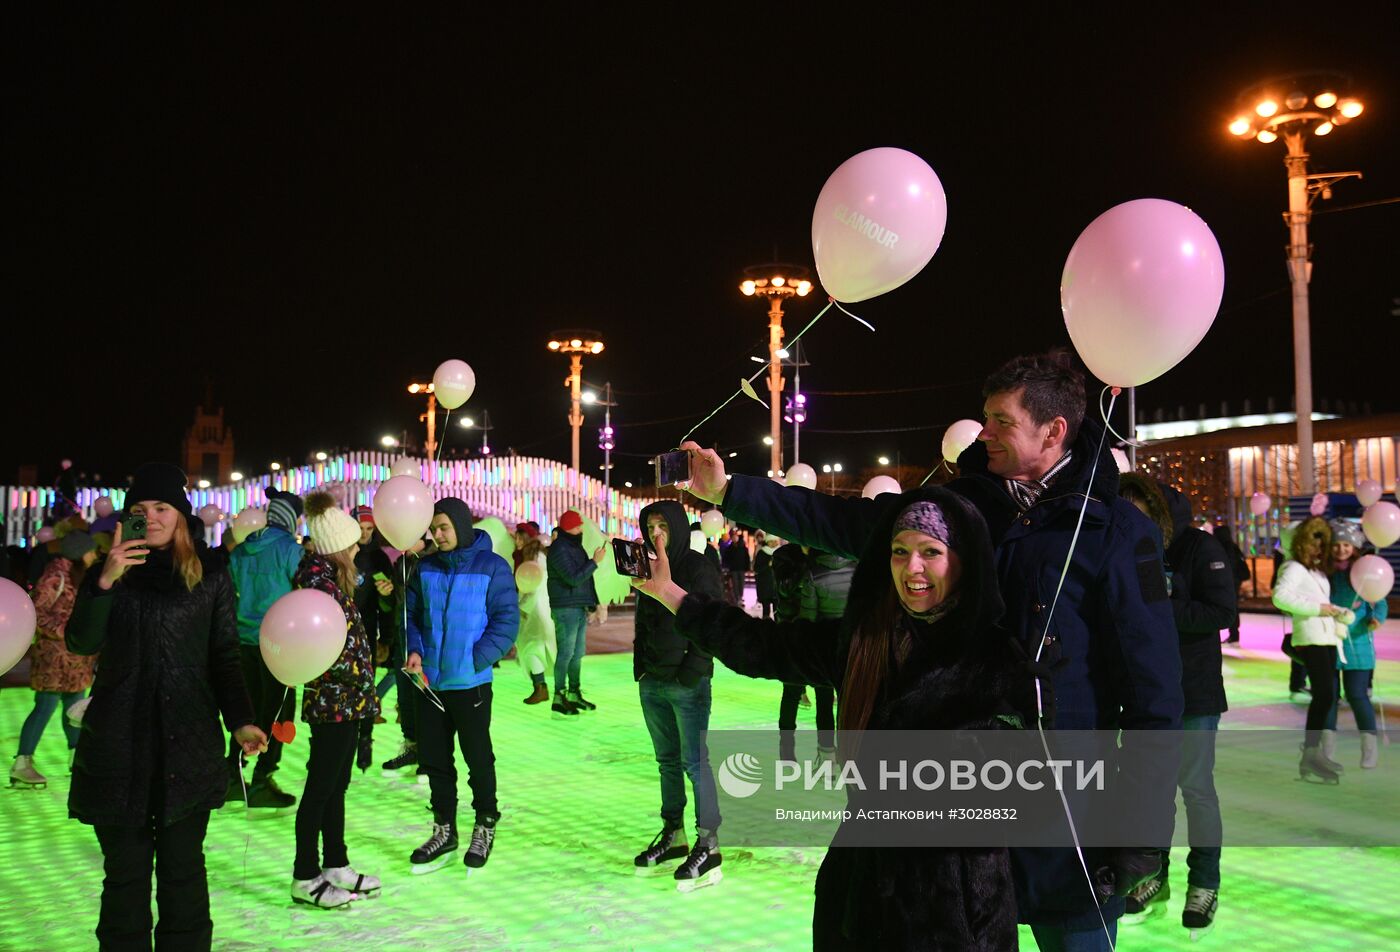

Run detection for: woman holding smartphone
[[66, 463, 266, 950]]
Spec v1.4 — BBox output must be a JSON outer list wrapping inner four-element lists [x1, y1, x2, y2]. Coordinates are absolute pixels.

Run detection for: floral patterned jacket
[[293, 552, 379, 724], [31, 558, 97, 693]]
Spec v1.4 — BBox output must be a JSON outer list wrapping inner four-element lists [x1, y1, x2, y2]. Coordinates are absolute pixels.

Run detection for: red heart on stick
[[271, 721, 297, 744]]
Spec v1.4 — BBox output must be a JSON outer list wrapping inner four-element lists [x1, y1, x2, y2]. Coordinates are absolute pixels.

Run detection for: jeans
[[1029, 919, 1118, 952], [552, 606, 589, 692], [778, 684, 835, 749], [639, 675, 721, 834], [294, 720, 357, 880], [227, 644, 289, 781], [93, 810, 212, 951], [1295, 645, 1339, 742], [18, 689, 85, 756], [418, 684, 498, 825], [1326, 668, 1377, 732], [1169, 714, 1222, 890]]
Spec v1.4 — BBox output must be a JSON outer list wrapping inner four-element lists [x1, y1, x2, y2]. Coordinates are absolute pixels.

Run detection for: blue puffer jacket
[[227, 526, 305, 646], [720, 416, 1183, 926], [406, 524, 520, 691]]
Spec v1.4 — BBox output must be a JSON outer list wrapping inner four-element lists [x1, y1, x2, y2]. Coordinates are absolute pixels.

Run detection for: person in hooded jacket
[[404, 497, 519, 874], [634, 488, 1037, 948], [630, 499, 725, 891], [1326, 520, 1386, 769], [679, 350, 1183, 951], [225, 488, 305, 809], [1116, 481, 1236, 933], [65, 463, 266, 950], [351, 505, 396, 769], [752, 532, 780, 619]]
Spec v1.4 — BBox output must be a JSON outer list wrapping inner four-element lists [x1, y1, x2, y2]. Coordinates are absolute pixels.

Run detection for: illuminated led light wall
[[3, 452, 693, 547]]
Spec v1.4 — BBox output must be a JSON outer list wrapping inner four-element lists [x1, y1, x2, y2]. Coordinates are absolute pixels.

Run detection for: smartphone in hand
[[655, 450, 690, 487], [119, 512, 148, 559], [612, 538, 652, 579]]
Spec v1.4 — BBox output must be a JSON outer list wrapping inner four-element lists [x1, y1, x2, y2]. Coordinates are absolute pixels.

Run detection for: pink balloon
[[433, 359, 476, 410], [374, 475, 435, 550], [1309, 493, 1329, 517], [36, 527, 56, 543], [1061, 199, 1225, 387], [93, 496, 115, 518], [1350, 554, 1395, 603], [785, 463, 817, 490], [862, 475, 902, 499], [1249, 492, 1271, 516], [231, 506, 266, 543], [811, 147, 948, 303], [515, 561, 544, 595], [390, 457, 421, 479], [0, 577, 38, 676], [198, 503, 223, 528], [1362, 501, 1400, 549], [259, 588, 348, 686], [942, 419, 983, 463], [1356, 479, 1382, 508]]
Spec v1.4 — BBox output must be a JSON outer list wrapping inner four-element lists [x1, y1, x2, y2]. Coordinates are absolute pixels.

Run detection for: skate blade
[[1120, 903, 1168, 926], [291, 894, 355, 910], [1296, 774, 1341, 785], [634, 859, 685, 877], [1188, 922, 1216, 942], [8, 781, 47, 790], [676, 868, 723, 892], [410, 853, 457, 875]]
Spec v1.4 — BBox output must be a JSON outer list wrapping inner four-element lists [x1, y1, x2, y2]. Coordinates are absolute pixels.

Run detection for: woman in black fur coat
[[633, 486, 1037, 951]]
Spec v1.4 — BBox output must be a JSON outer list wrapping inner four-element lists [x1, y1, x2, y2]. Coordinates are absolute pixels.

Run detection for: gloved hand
[[1009, 635, 1067, 726], [1093, 847, 1164, 904]]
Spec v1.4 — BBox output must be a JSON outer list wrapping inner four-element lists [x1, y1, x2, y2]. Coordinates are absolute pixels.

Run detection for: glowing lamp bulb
[[1256, 129, 1278, 144], [771, 276, 785, 287], [1339, 100, 1363, 119], [741, 280, 756, 296], [1314, 121, 1333, 136], [1255, 99, 1278, 118], [1314, 91, 1337, 109], [1228, 117, 1251, 136]]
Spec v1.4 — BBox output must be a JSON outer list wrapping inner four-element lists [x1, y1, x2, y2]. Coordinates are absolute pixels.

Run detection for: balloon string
[[1098, 386, 1148, 449], [918, 459, 954, 487], [677, 300, 835, 446], [831, 300, 876, 332], [437, 408, 452, 465]]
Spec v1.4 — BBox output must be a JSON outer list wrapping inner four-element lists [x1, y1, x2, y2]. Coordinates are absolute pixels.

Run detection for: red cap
[[352, 505, 375, 526], [515, 522, 540, 539], [557, 511, 584, 533]]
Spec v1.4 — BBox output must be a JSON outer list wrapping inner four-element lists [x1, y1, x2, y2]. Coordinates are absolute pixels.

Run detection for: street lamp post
[[740, 264, 813, 477], [458, 411, 494, 456], [407, 381, 438, 460], [593, 383, 618, 533], [821, 462, 843, 493], [1228, 74, 1364, 495], [548, 331, 605, 473]]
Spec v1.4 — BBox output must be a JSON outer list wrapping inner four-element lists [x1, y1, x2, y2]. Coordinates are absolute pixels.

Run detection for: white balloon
[[942, 419, 983, 463], [515, 561, 544, 594], [1350, 554, 1394, 603], [862, 475, 902, 499], [390, 457, 421, 479], [700, 510, 725, 539], [690, 529, 707, 553], [374, 475, 436, 550], [433, 359, 476, 410], [785, 463, 817, 490]]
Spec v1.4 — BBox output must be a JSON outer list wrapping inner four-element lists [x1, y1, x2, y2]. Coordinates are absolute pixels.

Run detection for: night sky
[[7, 9, 1399, 488]]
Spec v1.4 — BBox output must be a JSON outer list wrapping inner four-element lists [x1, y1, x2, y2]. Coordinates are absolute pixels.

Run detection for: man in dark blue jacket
[[546, 510, 606, 716], [404, 497, 519, 875], [682, 350, 1183, 951]]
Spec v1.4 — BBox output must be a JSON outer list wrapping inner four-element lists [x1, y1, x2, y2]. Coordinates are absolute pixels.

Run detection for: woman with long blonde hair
[[66, 463, 265, 949]]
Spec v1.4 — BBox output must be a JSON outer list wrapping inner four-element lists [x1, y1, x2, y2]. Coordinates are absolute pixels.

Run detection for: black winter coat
[[720, 417, 1183, 926], [675, 486, 1031, 951], [66, 549, 253, 828], [635, 500, 723, 684], [753, 546, 778, 603], [546, 530, 600, 610], [1163, 486, 1236, 716], [354, 542, 396, 655]]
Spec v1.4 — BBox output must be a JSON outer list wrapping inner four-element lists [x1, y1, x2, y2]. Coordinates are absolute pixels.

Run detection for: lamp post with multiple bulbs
[[740, 264, 813, 477], [458, 411, 494, 456], [586, 383, 618, 532], [1228, 74, 1364, 495], [407, 381, 438, 461], [547, 331, 605, 473], [821, 462, 843, 493]]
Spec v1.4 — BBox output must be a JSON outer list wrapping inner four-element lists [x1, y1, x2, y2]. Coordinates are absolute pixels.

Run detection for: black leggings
[[1295, 644, 1339, 744], [294, 720, 358, 880]]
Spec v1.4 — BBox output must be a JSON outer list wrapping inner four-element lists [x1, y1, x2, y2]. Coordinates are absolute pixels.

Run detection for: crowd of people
[[1, 345, 1388, 951]]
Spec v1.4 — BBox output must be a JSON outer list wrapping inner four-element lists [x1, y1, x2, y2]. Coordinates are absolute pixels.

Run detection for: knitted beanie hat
[[304, 491, 361, 555], [127, 463, 193, 516]]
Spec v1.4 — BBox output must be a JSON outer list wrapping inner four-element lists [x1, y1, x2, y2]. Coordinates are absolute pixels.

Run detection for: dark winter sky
[[6, 8, 1399, 488]]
